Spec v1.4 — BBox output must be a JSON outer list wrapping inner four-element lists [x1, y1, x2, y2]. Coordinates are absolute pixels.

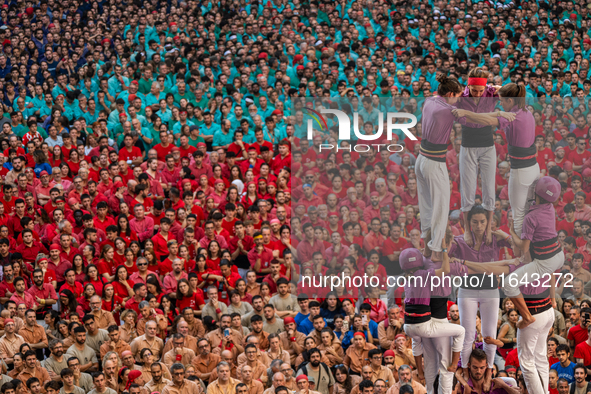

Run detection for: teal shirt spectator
[[213, 129, 234, 147], [174, 91, 196, 106], [228, 115, 254, 130], [259, 128, 273, 143], [258, 105, 276, 121], [63, 100, 79, 120], [293, 121, 307, 139], [12, 124, 25, 137], [107, 109, 125, 130], [134, 115, 149, 128], [200, 122, 221, 137], [39, 104, 53, 119], [108, 75, 130, 98], [173, 120, 195, 135], [242, 129, 257, 144], [94, 91, 112, 111], [117, 91, 146, 108], [84, 110, 100, 125], [52, 85, 67, 99], [146, 92, 165, 107], [30, 95, 45, 110], [275, 124, 288, 141], [156, 108, 172, 124], [73, 105, 87, 120], [358, 106, 380, 126]]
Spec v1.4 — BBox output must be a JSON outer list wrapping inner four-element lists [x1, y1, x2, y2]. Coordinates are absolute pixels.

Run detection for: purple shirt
[[422, 97, 466, 144], [508, 263, 547, 296], [521, 203, 557, 242], [449, 235, 511, 263], [423, 258, 466, 297], [497, 106, 535, 148], [457, 85, 499, 129], [404, 266, 433, 306]]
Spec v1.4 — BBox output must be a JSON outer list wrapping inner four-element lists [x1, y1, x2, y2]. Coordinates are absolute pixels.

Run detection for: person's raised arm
[[434, 237, 450, 277]]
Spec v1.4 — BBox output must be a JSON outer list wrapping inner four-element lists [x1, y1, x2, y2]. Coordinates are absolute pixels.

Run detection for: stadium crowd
[[0, 0, 589, 394]]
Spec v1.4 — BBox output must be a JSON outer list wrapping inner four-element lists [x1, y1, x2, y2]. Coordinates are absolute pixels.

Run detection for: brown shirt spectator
[[192, 352, 221, 382], [207, 377, 240, 394], [0, 333, 25, 362], [90, 309, 117, 330], [248, 330, 270, 351], [377, 322, 403, 350], [163, 347, 196, 369], [279, 317, 306, 365], [18, 364, 51, 385], [317, 343, 345, 368], [236, 360, 267, 382], [237, 349, 271, 367], [244, 379, 265, 394], [370, 365, 395, 387], [18, 323, 48, 349], [130, 334, 164, 362], [206, 328, 244, 356], [334, 375, 362, 394], [344, 338, 377, 374], [139, 361, 171, 384], [99, 339, 131, 360], [145, 378, 172, 394], [162, 378, 204, 394], [162, 335, 198, 356], [186, 317, 206, 338]]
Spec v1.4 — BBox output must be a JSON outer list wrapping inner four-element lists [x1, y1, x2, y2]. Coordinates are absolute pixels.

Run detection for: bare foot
[[516, 316, 536, 329], [431, 250, 443, 262], [483, 368, 492, 392], [464, 231, 473, 247], [424, 242, 432, 257], [485, 229, 492, 245]]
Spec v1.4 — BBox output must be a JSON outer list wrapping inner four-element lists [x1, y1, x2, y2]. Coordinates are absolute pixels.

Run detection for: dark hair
[[117, 214, 132, 237], [469, 349, 487, 363], [176, 279, 194, 300], [435, 74, 462, 96], [467, 205, 488, 223], [574, 363, 587, 375], [498, 83, 526, 109], [359, 380, 374, 391], [60, 289, 79, 314], [333, 365, 353, 392], [556, 344, 570, 355]]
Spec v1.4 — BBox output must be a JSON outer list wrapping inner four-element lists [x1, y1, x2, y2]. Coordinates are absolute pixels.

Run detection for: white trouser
[[503, 253, 564, 297], [405, 319, 465, 356], [459, 146, 497, 212], [422, 318, 454, 394], [517, 307, 554, 394], [457, 288, 499, 368], [508, 164, 540, 236], [416, 155, 450, 252]]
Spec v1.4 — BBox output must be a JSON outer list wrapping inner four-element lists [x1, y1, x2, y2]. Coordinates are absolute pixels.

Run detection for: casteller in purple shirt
[[497, 105, 536, 148]]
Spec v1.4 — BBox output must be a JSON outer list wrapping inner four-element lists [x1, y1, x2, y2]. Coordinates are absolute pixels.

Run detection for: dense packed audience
[[0, 0, 588, 394]]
